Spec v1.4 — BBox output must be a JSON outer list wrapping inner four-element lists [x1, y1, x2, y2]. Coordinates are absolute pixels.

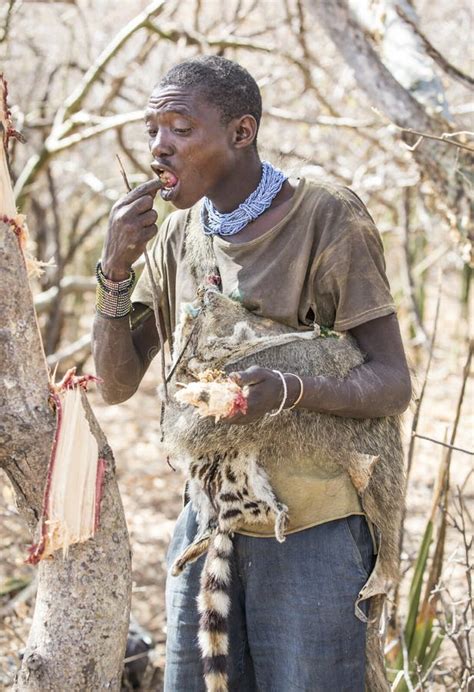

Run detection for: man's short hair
[[159, 56, 262, 137]]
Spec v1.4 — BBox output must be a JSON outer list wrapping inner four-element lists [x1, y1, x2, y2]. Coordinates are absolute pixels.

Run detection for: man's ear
[[232, 114, 258, 148]]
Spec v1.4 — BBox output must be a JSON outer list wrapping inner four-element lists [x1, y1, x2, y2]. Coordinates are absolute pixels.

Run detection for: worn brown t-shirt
[[132, 178, 396, 535]]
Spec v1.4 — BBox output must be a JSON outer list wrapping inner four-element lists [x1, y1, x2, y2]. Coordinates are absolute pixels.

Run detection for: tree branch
[[266, 106, 375, 129], [307, 0, 473, 234], [34, 276, 96, 314], [54, 0, 166, 127], [0, 0, 17, 44], [13, 1, 165, 200]]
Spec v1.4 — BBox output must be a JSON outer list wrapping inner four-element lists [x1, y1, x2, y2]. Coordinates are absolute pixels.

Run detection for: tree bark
[[348, 0, 451, 118], [307, 0, 473, 233], [0, 218, 132, 689]]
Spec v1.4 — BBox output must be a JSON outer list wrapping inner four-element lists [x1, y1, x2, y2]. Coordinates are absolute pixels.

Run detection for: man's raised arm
[[92, 179, 162, 405], [92, 309, 160, 405]]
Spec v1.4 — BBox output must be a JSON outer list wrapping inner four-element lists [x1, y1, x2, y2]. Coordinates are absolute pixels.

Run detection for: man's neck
[[206, 153, 262, 213], [217, 178, 297, 245]]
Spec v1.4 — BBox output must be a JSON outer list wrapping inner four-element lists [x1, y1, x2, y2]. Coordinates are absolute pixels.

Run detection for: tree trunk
[[0, 218, 132, 688], [348, 0, 451, 119], [307, 0, 473, 235]]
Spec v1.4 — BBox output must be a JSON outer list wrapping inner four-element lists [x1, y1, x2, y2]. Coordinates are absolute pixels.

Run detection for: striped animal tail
[[197, 530, 233, 692]]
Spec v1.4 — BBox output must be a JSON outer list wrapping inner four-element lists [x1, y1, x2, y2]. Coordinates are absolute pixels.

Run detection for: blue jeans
[[165, 504, 374, 692]]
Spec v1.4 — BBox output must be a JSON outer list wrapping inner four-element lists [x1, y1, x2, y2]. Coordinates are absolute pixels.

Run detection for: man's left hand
[[223, 367, 298, 425]]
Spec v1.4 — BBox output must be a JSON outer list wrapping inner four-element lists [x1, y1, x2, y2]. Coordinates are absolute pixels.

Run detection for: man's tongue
[[160, 171, 178, 188]]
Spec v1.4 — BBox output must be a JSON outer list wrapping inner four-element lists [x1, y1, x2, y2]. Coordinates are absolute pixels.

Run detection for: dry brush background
[[0, 0, 473, 689]]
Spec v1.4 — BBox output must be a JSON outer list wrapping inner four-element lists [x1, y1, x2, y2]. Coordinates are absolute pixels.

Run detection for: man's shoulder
[[301, 178, 375, 228], [301, 178, 372, 219]]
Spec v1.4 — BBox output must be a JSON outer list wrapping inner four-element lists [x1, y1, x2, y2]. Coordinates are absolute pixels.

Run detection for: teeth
[[159, 170, 178, 188]]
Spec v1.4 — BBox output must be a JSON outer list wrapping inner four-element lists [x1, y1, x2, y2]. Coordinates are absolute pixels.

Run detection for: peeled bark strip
[[27, 373, 107, 565], [0, 76, 131, 691]]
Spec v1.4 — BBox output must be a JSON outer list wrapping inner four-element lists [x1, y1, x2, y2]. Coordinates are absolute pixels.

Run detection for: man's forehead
[[145, 85, 211, 118]]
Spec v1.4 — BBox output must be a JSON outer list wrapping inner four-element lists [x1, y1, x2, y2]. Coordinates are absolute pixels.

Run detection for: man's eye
[[147, 130, 157, 138], [173, 128, 191, 135]]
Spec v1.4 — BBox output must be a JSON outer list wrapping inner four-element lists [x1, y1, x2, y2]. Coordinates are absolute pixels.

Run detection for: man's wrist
[[283, 373, 304, 410], [100, 260, 132, 282], [95, 260, 136, 319]]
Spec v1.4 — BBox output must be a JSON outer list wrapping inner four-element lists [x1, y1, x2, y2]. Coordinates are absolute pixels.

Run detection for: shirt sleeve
[[312, 186, 396, 332]]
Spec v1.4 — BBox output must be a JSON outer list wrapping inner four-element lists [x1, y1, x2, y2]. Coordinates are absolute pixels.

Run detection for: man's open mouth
[[151, 163, 179, 191]]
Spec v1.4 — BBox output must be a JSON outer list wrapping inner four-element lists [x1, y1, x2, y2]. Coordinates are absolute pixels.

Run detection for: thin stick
[[372, 108, 474, 153], [406, 269, 443, 481], [390, 273, 444, 628], [115, 155, 168, 404], [165, 320, 199, 384], [116, 153, 131, 193], [412, 433, 473, 456], [401, 128, 474, 153], [447, 341, 472, 456]]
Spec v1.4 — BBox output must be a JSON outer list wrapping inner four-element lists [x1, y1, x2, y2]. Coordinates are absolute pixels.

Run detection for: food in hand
[[175, 370, 248, 421]]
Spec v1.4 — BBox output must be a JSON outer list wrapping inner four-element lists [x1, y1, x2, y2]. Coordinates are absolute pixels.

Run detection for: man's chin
[[159, 180, 180, 203], [166, 188, 205, 210]]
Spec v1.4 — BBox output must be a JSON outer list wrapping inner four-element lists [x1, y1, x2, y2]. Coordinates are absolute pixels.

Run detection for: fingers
[[133, 195, 155, 213], [229, 366, 268, 386], [141, 224, 158, 241], [118, 178, 162, 206], [140, 209, 158, 226], [113, 197, 158, 232]]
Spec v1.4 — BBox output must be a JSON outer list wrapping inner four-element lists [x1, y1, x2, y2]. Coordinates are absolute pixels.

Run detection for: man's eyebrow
[[144, 105, 193, 121]]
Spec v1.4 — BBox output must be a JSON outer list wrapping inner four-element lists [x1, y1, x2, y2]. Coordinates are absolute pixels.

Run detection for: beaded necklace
[[200, 161, 287, 236]]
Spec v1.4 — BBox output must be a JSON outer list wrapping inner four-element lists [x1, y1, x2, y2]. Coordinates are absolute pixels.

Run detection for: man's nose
[[150, 130, 173, 158]]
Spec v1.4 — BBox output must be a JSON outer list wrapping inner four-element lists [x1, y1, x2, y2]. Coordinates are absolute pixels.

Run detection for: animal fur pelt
[[161, 208, 405, 692]]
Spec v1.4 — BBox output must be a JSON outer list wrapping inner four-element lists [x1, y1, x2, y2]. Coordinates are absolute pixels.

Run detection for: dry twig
[[406, 271, 443, 481], [115, 155, 168, 405], [435, 486, 473, 688], [373, 109, 474, 153], [412, 434, 473, 457]]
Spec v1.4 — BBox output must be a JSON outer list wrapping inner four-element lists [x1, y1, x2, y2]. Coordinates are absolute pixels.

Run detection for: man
[[92, 56, 411, 691]]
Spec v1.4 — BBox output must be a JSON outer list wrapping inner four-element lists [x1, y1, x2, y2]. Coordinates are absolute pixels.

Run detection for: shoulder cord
[[165, 211, 222, 387]]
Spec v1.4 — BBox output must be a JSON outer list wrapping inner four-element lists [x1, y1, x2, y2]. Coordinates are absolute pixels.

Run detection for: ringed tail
[[197, 530, 233, 692]]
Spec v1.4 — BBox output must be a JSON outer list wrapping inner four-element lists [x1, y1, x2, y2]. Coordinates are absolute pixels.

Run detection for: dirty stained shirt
[[131, 178, 396, 536]]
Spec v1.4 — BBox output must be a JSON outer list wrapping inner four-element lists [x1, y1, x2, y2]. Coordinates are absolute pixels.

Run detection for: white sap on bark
[[0, 87, 132, 688]]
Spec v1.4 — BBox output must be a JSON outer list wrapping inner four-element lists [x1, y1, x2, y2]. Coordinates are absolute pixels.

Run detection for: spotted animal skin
[[163, 287, 405, 692], [168, 448, 288, 692]]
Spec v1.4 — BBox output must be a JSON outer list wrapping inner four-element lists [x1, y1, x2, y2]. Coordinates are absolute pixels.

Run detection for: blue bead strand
[[201, 161, 287, 236]]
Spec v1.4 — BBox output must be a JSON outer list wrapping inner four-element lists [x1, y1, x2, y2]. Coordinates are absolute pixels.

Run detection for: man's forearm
[[92, 314, 148, 405], [296, 313, 412, 418], [297, 360, 412, 419]]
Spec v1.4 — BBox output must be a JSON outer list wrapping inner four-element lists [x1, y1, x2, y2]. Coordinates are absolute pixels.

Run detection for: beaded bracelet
[[95, 260, 136, 319], [268, 369, 288, 417], [284, 372, 304, 410]]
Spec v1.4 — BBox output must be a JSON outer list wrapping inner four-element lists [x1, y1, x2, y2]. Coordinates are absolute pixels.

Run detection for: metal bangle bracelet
[[284, 372, 304, 410], [269, 369, 288, 417]]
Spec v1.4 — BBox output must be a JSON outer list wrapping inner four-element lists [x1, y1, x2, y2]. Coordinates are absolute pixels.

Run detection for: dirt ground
[[0, 272, 472, 690]]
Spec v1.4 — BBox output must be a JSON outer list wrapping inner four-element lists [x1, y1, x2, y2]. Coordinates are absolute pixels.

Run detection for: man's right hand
[[101, 178, 162, 281]]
